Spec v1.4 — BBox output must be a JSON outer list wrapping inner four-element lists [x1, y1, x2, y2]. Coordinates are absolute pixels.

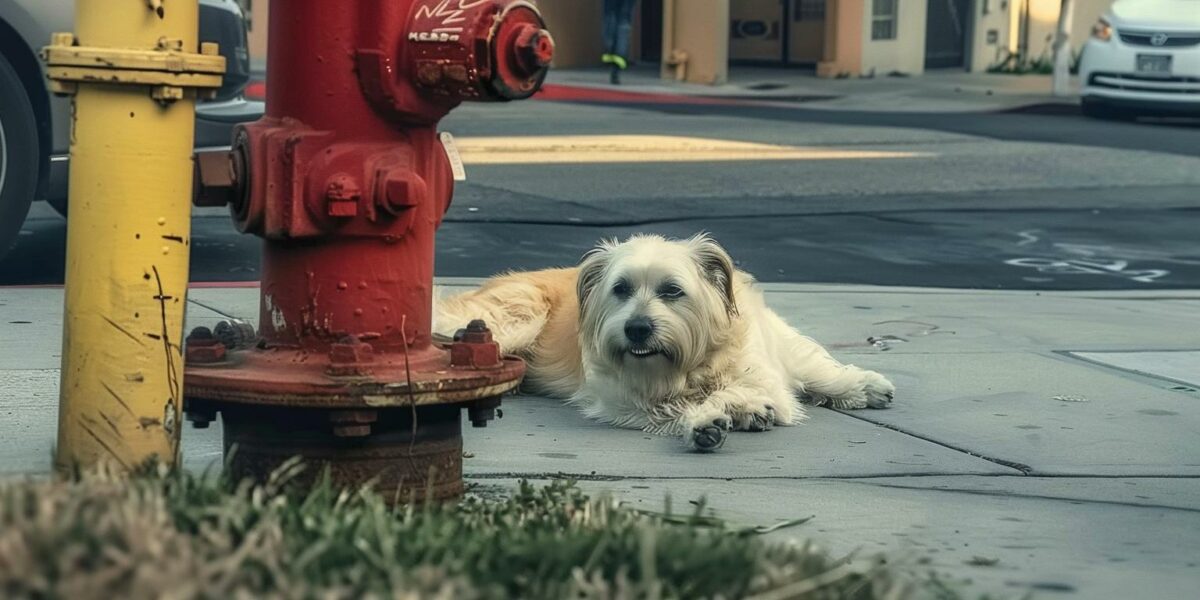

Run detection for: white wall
[[860, 0, 928, 76], [969, 0, 1113, 71], [971, 0, 1015, 72]]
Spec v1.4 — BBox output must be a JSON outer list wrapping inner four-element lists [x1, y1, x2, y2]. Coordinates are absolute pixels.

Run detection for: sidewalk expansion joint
[[466, 474, 1200, 513], [839, 480, 1200, 515], [831, 410, 1034, 474]]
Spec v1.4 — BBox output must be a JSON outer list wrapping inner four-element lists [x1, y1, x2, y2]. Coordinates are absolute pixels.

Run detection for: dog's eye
[[658, 283, 685, 299], [612, 280, 632, 298]]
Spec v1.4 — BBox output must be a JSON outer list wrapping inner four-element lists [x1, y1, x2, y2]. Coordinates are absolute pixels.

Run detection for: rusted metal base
[[185, 345, 524, 408], [184, 324, 523, 503], [217, 403, 467, 502]]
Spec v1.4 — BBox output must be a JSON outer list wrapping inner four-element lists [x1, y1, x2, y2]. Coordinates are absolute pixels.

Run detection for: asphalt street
[[3, 95, 1199, 289]]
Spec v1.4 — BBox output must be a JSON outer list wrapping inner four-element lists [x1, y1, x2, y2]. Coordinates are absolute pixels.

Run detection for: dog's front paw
[[733, 405, 775, 432], [809, 369, 896, 410], [687, 416, 730, 452], [861, 371, 895, 409]]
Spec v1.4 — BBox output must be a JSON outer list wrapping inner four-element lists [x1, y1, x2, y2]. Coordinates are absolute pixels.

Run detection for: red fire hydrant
[[186, 0, 552, 500]]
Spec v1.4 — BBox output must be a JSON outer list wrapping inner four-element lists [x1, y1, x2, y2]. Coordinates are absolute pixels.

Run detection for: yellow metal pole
[[46, 0, 223, 473]]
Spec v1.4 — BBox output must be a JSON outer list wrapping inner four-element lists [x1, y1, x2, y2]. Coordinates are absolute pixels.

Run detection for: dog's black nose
[[624, 317, 654, 344]]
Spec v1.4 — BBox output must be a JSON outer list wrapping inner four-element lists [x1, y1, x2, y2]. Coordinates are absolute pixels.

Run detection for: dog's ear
[[577, 239, 615, 308], [689, 233, 738, 316]]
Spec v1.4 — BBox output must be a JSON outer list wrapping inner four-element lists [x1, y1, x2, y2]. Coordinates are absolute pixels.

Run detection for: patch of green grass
[[0, 462, 966, 599]]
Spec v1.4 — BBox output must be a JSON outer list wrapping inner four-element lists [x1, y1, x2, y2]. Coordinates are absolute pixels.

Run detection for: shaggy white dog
[[435, 234, 894, 451]]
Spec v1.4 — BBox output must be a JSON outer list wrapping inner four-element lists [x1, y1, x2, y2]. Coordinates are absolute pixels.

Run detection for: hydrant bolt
[[468, 396, 502, 428], [328, 335, 375, 376], [325, 174, 361, 218], [330, 409, 378, 438]]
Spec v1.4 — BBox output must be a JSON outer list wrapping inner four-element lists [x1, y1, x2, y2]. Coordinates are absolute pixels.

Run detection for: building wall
[[247, 0, 267, 69], [971, 0, 1113, 71], [1070, 0, 1110, 55], [860, 0, 927, 76], [536, 0, 604, 68], [662, 0, 730, 84], [818, 0, 865, 77], [971, 0, 1015, 72]]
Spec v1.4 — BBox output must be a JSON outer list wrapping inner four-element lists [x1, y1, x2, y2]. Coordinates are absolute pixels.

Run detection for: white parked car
[[1079, 0, 1200, 118]]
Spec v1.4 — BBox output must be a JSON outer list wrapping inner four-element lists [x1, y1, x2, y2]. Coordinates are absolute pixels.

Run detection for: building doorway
[[728, 0, 826, 65], [924, 0, 971, 69], [788, 0, 826, 65]]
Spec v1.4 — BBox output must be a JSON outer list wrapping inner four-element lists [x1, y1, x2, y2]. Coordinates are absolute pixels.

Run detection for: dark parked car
[[0, 0, 263, 258]]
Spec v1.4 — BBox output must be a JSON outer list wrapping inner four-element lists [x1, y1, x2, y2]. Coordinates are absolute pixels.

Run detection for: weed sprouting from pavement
[[0, 462, 966, 599]]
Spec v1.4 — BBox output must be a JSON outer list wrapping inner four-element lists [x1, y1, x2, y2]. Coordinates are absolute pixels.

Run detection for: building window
[[794, 0, 826, 22], [872, 0, 898, 41]]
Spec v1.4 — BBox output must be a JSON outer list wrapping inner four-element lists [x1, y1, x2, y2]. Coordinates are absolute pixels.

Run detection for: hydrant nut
[[194, 151, 237, 207], [376, 171, 423, 216], [328, 336, 376, 375], [515, 26, 555, 72], [326, 174, 362, 218]]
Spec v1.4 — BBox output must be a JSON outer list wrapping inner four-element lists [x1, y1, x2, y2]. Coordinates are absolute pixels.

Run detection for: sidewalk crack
[[831, 409, 1033, 474]]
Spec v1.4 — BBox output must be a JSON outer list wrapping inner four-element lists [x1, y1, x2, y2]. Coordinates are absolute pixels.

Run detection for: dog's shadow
[[462, 396, 921, 479]]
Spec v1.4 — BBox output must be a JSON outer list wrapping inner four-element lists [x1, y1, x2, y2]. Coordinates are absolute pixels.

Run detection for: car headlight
[[1091, 18, 1113, 41]]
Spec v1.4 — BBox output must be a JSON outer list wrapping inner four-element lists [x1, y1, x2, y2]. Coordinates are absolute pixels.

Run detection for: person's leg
[[613, 0, 638, 65], [601, 0, 620, 56]]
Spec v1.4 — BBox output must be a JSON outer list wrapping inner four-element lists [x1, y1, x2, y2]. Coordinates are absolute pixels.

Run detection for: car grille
[[1119, 30, 1200, 48], [1089, 72, 1200, 94]]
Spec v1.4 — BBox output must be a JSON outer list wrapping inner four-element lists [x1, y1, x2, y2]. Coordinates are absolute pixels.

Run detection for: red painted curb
[[245, 80, 737, 106], [534, 83, 736, 105]]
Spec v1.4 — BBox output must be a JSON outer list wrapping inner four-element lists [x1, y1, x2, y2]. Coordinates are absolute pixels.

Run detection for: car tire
[[0, 53, 39, 260], [1081, 98, 1110, 119], [1081, 98, 1135, 121]]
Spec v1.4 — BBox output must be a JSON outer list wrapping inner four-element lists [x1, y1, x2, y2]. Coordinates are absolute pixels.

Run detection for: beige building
[[243, 0, 1112, 82]]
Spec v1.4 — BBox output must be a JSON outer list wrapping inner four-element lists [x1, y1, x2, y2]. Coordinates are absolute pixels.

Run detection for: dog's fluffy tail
[[434, 272, 561, 354]]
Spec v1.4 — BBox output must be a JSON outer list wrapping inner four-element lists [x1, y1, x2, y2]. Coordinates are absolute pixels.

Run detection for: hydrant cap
[[517, 26, 555, 70], [487, 4, 552, 100]]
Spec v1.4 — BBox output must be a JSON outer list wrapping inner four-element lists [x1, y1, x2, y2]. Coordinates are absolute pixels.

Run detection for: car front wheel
[[1081, 97, 1134, 121], [0, 52, 39, 260]]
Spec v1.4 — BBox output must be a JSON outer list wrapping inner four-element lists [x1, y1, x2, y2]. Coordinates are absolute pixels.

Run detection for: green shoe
[[611, 54, 628, 70], [601, 53, 615, 64]]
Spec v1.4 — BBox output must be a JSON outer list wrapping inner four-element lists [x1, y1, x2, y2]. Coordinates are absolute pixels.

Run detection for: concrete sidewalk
[[2, 282, 1198, 598], [545, 66, 1079, 113]]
